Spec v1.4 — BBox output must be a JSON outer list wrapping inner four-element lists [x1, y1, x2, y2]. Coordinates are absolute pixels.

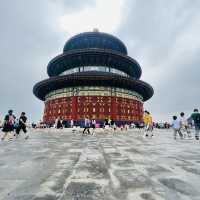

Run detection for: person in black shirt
[[16, 112, 29, 139], [190, 109, 200, 140], [55, 117, 63, 129]]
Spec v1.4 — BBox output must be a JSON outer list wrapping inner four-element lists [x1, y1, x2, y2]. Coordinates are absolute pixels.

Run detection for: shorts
[[16, 124, 27, 134], [2, 123, 14, 132]]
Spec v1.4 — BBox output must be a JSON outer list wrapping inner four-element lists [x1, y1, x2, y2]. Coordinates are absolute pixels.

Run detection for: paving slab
[[0, 129, 200, 200]]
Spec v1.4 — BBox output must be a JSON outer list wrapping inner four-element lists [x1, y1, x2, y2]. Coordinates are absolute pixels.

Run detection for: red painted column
[[71, 96, 77, 120], [140, 102, 144, 122], [43, 102, 48, 122], [111, 96, 117, 120]]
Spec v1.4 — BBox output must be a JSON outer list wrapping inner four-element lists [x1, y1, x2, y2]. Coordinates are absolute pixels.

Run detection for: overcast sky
[[0, 0, 199, 122]]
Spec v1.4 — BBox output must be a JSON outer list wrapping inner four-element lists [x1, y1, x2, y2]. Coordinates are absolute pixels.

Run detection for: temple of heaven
[[33, 31, 154, 125]]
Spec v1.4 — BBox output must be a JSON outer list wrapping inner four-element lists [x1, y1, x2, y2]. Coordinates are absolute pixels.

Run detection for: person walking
[[172, 116, 183, 140], [55, 117, 63, 129], [148, 112, 154, 137], [110, 119, 117, 132], [16, 112, 29, 139], [1, 110, 16, 140], [104, 118, 110, 133], [0, 117, 3, 129], [70, 119, 74, 128], [143, 111, 152, 137], [91, 119, 96, 135], [143, 110, 148, 136], [83, 117, 90, 135], [180, 112, 191, 138], [190, 109, 200, 140]]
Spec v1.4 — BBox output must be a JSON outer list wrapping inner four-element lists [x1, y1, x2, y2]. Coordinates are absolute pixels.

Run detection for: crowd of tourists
[[172, 109, 200, 140], [0, 110, 29, 140], [141, 108, 200, 140], [51, 114, 155, 136], [1, 108, 200, 141], [53, 117, 118, 135]]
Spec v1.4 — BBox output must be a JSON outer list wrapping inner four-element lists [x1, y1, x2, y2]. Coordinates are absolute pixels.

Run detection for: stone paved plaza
[[0, 128, 200, 200]]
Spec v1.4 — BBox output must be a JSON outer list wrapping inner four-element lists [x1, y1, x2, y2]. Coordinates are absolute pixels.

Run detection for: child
[[180, 112, 191, 138], [172, 116, 183, 140]]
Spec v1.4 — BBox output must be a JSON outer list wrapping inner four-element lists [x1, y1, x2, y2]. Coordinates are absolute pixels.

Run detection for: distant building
[[33, 31, 154, 124]]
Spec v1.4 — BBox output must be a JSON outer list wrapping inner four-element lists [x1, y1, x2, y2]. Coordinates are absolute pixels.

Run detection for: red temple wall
[[43, 96, 143, 123]]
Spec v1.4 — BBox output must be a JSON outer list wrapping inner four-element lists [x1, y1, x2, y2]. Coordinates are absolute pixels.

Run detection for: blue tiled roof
[[47, 49, 141, 78], [63, 32, 128, 55]]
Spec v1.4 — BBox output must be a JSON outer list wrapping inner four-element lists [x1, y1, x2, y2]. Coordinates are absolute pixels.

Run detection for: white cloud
[[59, 0, 124, 35]]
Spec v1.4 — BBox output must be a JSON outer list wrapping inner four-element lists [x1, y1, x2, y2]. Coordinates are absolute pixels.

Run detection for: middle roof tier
[[47, 49, 142, 79]]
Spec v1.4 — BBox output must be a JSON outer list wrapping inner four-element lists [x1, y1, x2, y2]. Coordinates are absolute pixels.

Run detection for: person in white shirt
[[83, 117, 90, 135], [172, 116, 183, 140], [70, 119, 74, 128], [180, 112, 191, 138], [0, 115, 3, 129], [91, 119, 96, 135]]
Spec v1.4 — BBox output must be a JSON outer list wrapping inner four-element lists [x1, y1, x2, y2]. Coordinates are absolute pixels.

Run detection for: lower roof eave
[[33, 72, 154, 102]]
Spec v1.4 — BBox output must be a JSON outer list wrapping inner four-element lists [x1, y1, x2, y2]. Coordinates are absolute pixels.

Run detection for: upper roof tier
[[63, 31, 128, 55]]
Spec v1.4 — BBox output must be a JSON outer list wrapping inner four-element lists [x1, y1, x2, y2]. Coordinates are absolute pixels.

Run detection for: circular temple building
[[33, 31, 154, 125]]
